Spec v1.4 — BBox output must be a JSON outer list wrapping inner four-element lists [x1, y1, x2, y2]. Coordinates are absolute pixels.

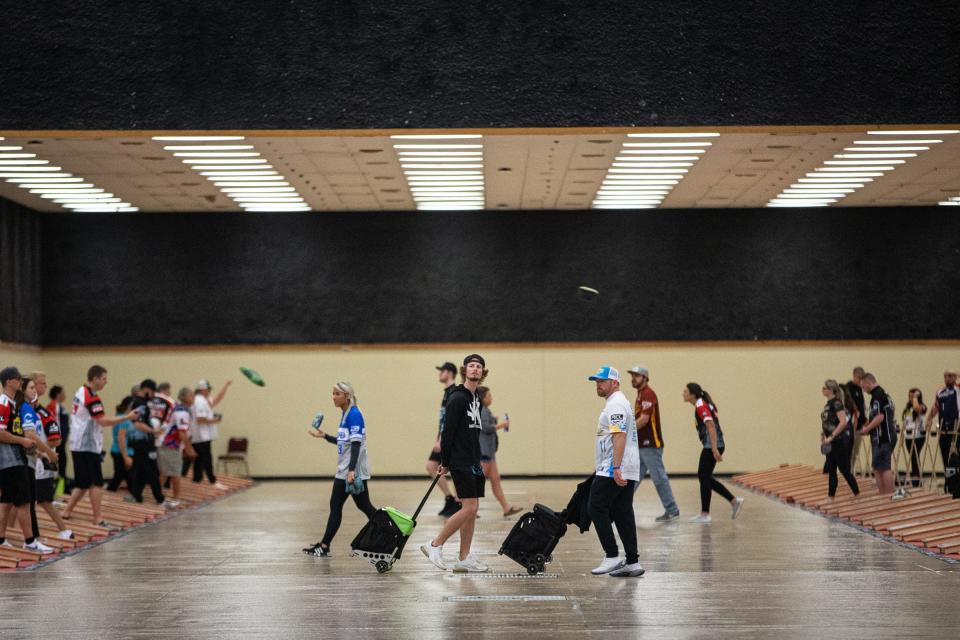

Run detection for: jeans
[[636, 447, 679, 515], [587, 476, 639, 564]]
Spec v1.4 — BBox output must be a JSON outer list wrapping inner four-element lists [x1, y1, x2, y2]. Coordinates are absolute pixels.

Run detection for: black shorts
[[36, 477, 56, 503], [872, 440, 892, 471], [450, 467, 485, 499], [72, 451, 104, 489], [428, 450, 442, 463], [0, 465, 32, 506]]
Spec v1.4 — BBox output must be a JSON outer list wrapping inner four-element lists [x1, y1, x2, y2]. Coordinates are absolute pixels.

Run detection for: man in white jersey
[[587, 365, 644, 578], [188, 379, 230, 490], [62, 365, 138, 525]]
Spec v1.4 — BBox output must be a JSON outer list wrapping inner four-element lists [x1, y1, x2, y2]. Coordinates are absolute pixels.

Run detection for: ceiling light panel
[[0, 142, 138, 212], [592, 133, 718, 209], [154, 136, 310, 212], [392, 135, 485, 210], [766, 130, 957, 208]]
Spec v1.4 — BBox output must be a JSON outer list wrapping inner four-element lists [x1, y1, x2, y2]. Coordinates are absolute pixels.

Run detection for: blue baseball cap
[[588, 366, 620, 382]]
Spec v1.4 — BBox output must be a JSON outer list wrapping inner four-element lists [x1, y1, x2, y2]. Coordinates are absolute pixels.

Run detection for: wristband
[[612, 466, 621, 470]]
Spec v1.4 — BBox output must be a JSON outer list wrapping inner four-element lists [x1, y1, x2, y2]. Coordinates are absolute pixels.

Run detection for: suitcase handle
[[412, 473, 442, 521]]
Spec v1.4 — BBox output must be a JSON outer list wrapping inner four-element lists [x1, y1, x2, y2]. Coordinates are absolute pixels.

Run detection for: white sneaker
[[452, 554, 489, 573], [420, 543, 447, 570], [24, 540, 56, 555], [214, 482, 229, 491], [57, 529, 74, 540], [731, 497, 745, 520], [591, 556, 625, 575], [690, 514, 712, 524], [164, 499, 181, 509], [0, 540, 12, 548], [609, 562, 646, 578]]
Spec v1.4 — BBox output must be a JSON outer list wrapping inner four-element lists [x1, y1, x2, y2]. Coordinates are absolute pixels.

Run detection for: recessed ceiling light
[[392, 144, 482, 149], [400, 163, 483, 169], [612, 162, 694, 168], [0, 159, 49, 165], [823, 160, 906, 165]]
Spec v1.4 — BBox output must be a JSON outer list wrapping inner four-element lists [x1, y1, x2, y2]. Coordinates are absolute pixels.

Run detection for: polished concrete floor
[[3, 478, 960, 639]]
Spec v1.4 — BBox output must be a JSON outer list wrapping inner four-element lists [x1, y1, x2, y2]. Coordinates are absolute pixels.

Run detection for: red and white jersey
[[69, 385, 106, 453]]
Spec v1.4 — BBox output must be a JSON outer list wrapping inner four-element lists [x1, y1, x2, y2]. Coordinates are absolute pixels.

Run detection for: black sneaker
[[438, 496, 460, 517], [303, 542, 329, 557]]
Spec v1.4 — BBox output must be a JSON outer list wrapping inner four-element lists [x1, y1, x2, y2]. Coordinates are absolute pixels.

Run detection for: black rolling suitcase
[[498, 503, 567, 574], [945, 430, 960, 499], [350, 475, 440, 573]]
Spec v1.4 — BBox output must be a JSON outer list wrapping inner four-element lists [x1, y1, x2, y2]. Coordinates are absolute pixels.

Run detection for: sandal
[[503, 506, 523, 518]]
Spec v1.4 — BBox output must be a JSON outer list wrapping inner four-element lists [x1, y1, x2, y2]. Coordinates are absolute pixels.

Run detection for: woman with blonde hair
[[303, 381, 377, 557], [821, 379, 859, 500]]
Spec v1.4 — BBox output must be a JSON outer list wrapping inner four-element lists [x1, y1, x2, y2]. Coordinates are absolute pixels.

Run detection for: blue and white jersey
[[336, 405, 370, 480], [594, 390, 640, 481]]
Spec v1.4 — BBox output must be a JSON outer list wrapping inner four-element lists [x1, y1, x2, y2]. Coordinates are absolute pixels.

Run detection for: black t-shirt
[[846, 381, 866, 427], [439, 385, 482, 470], [869, 386, 897, 444], [936, 385, 960, 432], [821, 398, 846, 437]]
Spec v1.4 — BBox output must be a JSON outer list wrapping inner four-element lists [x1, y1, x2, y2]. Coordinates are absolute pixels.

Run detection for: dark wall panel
[[1, 1, 958, 129], [41, 208, 960, 345], [0, 200, 42, 345]]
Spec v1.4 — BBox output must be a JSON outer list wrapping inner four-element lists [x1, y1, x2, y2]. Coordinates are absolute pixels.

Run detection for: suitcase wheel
[[375, 560, 392, 573]]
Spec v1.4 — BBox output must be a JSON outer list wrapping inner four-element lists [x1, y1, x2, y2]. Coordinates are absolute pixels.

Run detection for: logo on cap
[[588, 366, 620, 382]]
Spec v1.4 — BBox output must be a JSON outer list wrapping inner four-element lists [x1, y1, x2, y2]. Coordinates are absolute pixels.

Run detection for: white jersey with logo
[[69, 385, 106, 453], [595, 390, 640, 481], [191, 394, 218, 443]]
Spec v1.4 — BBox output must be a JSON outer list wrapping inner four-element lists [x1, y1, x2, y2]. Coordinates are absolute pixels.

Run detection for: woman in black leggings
[[683, 383, 744, 523], [820, 379, 859, 500], [303, 382, 377, 557]]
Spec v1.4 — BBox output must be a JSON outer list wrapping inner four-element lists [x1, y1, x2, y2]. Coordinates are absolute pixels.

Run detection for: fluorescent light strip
[[593, 134, 717, 209], [768, 128, 954, 207], [866, 130, 959, 135], [393, 138, 486, 210], [390, 134, 482, 139], [843, 147, 929, 152], [156, 136, 309, 212], [853, 139, 943, 145], [626, 133, 720, 138], [152, 136, 246, 141], [1, 154, 137, 211]]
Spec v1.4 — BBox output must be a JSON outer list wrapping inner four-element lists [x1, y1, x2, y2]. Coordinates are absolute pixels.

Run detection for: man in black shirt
[[127, 379, 167, 506], [426, 362, 461, 517], [847, 367, 868, 471], [858, 373, 895, 495], [925, 370, 960, 475], [421, 354, 489, 573]]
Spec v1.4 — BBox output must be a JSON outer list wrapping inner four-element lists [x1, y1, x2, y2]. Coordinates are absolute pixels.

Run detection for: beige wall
[[7, 342, 952, 478]]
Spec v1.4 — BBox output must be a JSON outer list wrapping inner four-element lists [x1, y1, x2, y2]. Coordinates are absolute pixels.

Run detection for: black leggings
[[320, 479, 377, 548], [698, 447, 734, 513], [587, 476, 639, 564], [825, 437, 859, 497]]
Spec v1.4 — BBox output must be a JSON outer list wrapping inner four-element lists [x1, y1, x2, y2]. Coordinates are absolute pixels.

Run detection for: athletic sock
[[25, 537, 35, 545]]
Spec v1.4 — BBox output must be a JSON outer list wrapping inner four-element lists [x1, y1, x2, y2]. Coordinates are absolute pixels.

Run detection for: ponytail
[[686, 382, 718, 410]]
